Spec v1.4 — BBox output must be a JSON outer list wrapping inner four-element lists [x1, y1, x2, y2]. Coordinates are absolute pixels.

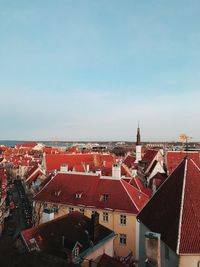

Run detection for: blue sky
[[0, 0, 200, 141]]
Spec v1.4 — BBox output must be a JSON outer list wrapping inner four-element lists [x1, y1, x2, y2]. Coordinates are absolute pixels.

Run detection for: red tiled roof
[[42, 146, 61, 154], [129, 176, 152, 197], [123, 154, 136, 168], [38, 175, 53, 191], [166, 151, 200, 174], [66, 146, 80, 154], [34, 173, 149, 214], [141, 149, 158, 172], [179, 159, 200, 254], [121, 180, 149, 211], [137, 157, 200, 254], [26, 170, 44, 185], [73, 164, 85, 172], [21, 212, 114, 255], [25, 165, 38, 178], [16, 142, 38, 148], [44, 153, 115, 173]]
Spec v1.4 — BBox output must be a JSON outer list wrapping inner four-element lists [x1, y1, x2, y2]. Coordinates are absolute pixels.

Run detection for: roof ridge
[[26, 167, 42, 183], [190, 158, 200, 171], [177, 158, 188, 254], [137, 157, 186, 221], [34, 173, 56, 199], [131, 176, 141, 191], [120, 180, 139, 211]]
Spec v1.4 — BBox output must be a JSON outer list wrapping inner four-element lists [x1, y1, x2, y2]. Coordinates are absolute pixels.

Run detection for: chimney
[[90, 212, 100, 243], [60, 164, 68, 173], [112, 163, 121, 179], [86, 164, 90, 173], [96, 169, 102, 176]]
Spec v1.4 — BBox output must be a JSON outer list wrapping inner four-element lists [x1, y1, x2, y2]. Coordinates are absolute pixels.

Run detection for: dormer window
[[54, 190, 61, 196], [100, 193, 108, 201], [74, 246, 79, 257], [75, 192, 83, 199], [72, 242, 82, 258]]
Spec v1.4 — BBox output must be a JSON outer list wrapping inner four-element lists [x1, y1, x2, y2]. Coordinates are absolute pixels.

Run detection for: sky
[[0, 0, 200, 141]]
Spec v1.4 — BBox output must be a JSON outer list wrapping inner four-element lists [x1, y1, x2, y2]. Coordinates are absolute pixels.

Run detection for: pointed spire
[[136, 122, 141, 146]]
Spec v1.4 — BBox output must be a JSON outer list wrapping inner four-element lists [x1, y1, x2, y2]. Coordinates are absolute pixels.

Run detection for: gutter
[[74, 232, 117, 264]]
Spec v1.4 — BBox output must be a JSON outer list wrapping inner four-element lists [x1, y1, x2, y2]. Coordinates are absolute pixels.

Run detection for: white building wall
[[42, 211, 54, 223], [135, 146, 142, 163]]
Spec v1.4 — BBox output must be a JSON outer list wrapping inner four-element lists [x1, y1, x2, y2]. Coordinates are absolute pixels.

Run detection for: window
[[79, 208, 84, 214], [91, 210, 96, 216], [102, 212, 108, 222], [120, 215, 126, 225], [74, 246, 79, 258], [119, 234, 127, 245], [69, 207, 74, 213], [53, 204, 59, 213], [100, 193, 108, 201], [75, 192, 83, 199]]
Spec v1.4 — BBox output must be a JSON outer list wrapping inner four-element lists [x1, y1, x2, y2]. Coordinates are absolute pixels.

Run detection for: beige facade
[[34, 201, 138, 258], [179, 255, 200, 267]]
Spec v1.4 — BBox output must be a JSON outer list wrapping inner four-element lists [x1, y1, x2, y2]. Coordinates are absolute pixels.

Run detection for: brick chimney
[[90, 212, 100, 243]]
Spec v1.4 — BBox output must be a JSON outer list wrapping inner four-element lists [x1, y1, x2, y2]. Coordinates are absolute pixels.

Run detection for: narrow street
[[0, 178, 33, 266], [0, 178, 76, 267]]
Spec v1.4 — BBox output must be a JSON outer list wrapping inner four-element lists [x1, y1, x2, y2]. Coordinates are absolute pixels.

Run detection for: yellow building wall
[[34, 201, 137, 258], [179, 255, 200, 267]]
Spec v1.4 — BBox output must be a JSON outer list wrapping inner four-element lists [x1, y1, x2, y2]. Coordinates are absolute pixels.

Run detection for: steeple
[[136, 123, 141, 145]]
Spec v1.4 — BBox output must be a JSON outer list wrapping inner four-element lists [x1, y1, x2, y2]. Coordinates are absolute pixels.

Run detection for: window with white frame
[[74, 246, 79, 257], [119, 233, 127, 245], [120, 214, 126, 225], [102, 212, 108, 222], [75, 192, 83, 199], [79, 208, 84, 214], [69, 207, 74, 213]]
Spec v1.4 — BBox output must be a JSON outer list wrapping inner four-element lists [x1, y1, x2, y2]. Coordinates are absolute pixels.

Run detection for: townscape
[[0, 128, 199, 267], [1, 0, 200, 266]]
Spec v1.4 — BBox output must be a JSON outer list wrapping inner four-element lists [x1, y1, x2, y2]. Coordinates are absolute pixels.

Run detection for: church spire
[[136, 123, 141, 145]]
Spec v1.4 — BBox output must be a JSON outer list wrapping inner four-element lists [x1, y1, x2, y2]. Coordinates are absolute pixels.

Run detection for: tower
[[136, 123, 141, 146], [135, 123, 142, 163]]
